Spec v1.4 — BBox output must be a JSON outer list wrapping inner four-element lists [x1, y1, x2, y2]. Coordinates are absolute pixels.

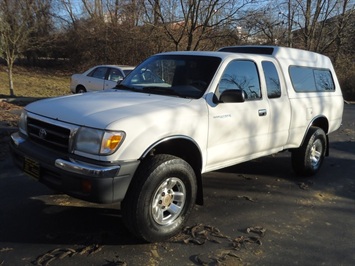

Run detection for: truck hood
[[25, 90, 193, 128]]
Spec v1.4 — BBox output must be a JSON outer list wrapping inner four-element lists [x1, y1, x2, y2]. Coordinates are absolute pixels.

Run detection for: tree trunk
[[7, 64, 15, 97], [287, 0, 293, 47]]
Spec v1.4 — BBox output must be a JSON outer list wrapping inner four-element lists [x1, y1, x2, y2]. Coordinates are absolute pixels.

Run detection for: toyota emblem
[[38, 128, 47, 139]]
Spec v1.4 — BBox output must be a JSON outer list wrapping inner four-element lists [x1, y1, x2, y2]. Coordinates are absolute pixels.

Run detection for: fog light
[[82, 180, 92, 193]]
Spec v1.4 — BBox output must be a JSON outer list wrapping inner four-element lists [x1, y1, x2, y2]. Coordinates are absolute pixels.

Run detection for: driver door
[[206, 60, 270, 171]]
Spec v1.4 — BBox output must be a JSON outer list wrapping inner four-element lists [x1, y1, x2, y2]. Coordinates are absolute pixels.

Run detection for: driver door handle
[[258, 109, 267, 116]]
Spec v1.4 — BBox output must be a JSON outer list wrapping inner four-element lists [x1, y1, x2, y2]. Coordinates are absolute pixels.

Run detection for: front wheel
[[76, 85, 86, 93], [291, 127, 327, 176], [121, 154, 197, 242]]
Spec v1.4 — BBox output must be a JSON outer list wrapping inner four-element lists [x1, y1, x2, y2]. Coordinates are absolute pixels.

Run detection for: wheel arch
[[310, 115, 329, 134], [141, 135, 204, 205]]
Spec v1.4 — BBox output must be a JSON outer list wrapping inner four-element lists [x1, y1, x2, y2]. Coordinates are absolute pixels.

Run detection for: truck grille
[[27, 117, 71, 152]]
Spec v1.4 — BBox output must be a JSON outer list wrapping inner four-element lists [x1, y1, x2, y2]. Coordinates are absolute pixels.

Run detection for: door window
[[219, 60, 261, 100], [262, 61, 281, 98], [88, 67, 107, 80]]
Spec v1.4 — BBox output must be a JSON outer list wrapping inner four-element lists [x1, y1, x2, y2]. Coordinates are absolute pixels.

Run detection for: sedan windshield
[[119, 55, 221, 99]]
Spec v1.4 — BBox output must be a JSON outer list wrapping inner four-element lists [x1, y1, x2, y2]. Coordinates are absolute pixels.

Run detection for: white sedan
[[70, 65, 135, 93]]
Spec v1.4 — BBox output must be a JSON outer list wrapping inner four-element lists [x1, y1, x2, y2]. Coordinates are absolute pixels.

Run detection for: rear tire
[[121, 154, 197, 242], [291, 127, 327, 176]]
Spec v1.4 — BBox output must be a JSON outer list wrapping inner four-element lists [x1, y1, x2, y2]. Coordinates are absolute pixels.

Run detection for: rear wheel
[[291, 127, 327, 176], [121, 154, 197, 242]]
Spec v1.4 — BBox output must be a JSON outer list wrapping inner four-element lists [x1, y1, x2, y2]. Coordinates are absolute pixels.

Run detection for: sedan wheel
[[76, 86, 86, 93]]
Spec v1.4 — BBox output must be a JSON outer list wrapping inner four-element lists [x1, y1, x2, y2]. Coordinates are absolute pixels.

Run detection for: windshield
[[119, 55, 221, 99]]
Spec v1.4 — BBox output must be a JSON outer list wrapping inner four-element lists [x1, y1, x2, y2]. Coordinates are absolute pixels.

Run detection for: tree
[[55, 0, 171, 67], [0, 0, 28, 96], [0, 0, 53, 96], [241, 6, 287, 45], [274, 0, 354, 52], [25, 0, 54, 65], [143, 0, 255, 51]]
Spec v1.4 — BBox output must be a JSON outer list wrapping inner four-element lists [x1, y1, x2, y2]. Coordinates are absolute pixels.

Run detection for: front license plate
[[24, 157, 40, 179]]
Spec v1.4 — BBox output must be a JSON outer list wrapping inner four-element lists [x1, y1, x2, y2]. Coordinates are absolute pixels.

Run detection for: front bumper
[[10, 132, 140, 204]]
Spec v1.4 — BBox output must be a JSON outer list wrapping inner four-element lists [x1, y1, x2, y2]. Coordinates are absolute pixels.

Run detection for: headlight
[[18, 110, 27, 135], [75, 127, 125, 155]]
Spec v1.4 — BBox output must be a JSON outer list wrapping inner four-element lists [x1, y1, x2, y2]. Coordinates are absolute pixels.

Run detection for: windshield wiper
[[115, 84, 140, 92], [142, 87, 186, 98]]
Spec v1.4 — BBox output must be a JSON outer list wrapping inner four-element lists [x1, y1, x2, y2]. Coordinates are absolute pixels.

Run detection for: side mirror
[[116, 77, 124, 85], [219, 89, 245, 103]]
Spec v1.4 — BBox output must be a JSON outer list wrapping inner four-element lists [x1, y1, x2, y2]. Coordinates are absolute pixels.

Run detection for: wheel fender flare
[[300, 115, 329, 148], [139, 135, 204, 205]]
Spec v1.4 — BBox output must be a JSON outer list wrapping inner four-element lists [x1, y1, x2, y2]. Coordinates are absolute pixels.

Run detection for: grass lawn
[[0, 65, 71, 98]]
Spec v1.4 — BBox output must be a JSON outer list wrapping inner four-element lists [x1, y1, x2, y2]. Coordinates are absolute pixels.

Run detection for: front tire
[[76, 85, 86, 93], [121, 154, 197, 242], [291, 127, 327, 176]]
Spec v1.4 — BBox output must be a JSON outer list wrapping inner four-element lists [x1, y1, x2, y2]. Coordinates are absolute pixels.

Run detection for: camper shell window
[[289, 66, 335, 92]]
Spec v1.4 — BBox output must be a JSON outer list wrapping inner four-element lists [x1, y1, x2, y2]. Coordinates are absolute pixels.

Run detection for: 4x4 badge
[[38, 128, 47, 139]]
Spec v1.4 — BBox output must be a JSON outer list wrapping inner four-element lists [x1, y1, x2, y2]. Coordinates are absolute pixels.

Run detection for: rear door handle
[[258, 109, 267, 116]]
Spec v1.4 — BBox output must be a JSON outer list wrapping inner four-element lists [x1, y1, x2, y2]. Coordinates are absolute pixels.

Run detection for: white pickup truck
[[10, 46, 344, 242]]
